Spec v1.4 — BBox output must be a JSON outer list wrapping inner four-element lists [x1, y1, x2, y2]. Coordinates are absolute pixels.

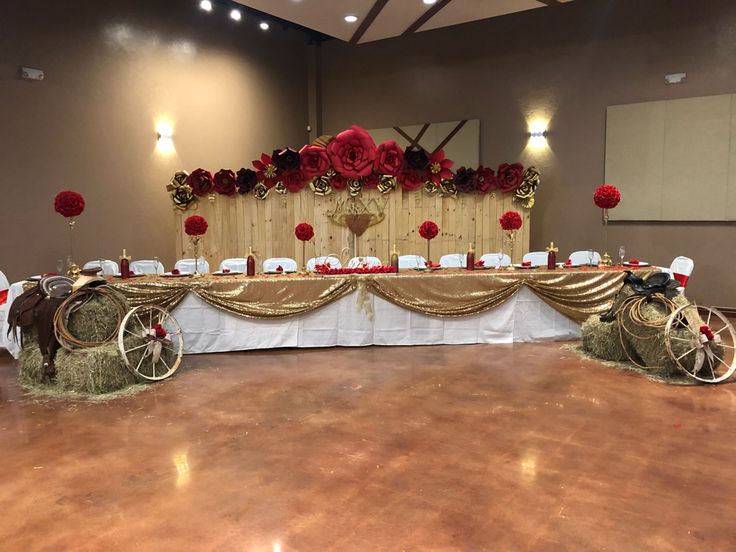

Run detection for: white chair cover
[[175, 258, 210, 274], [439, 253, 466, 268], [0, 270, 9, 291], [83, 260, 119, 276], [347, 256, 382, 268], [568, 250, 601, 266], [307, 256, 342, 271], [218, 258, 248, 272], [130, 260, 165, 275], [398, 255, 426, 269], [670, 256, 694, 288], [479, 253, 511, 268], [522, 252, 548, 266], [262, 258, 298, 273]]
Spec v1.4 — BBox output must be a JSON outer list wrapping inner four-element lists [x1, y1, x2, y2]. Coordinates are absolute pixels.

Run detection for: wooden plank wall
[[174, 190, 531, 268]]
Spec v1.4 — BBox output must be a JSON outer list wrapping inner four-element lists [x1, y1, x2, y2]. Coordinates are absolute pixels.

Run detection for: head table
[[2, 267, 652, 357]]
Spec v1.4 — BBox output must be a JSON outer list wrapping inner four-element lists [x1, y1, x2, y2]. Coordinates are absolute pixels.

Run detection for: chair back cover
[[83, 260, 119, 276], [568, 250, 601, 266], [130, 260, 165, 275], [218, 258, 247, 272], [0, 270, 9, 291], [398, 255, 426, 269], [262, 258, 298, 272], [347, 256, 382, 268], [439, 253, 466, 268], [669, 256, 694, 287], [306, 256, 342, 271], [522, 252, 549, 266], [175, 258, 210, 274], [479, 253, 511, 268]]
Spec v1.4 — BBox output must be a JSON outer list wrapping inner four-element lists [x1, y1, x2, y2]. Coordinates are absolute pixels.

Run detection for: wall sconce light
[[156, 120, 176, 156], [527, 119, 549, 151], [528, 130, 548, 139]]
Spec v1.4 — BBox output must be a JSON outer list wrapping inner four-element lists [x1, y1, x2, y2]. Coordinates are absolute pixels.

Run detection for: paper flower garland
[[54, 191, 85, 218]]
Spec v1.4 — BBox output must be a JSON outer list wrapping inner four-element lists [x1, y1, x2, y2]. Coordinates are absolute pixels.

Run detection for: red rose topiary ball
[[593, 185, 621, 209], [184, 214, 208, 236], [54, 190, 85, 218], [418, 220, 439, 240], [295, 222, 314, 241], [499, 211, 523, 231]]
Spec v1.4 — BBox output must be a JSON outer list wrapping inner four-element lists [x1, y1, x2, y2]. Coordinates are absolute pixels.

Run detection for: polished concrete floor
[[1, 343, 735, 551]]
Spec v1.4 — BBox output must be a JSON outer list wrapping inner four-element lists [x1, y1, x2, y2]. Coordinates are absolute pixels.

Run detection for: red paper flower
[[363, 172, 379, 189], [252, 153, 280, 189], [187, 168, 214, 197], [454, 167, 477, 193], [476, 166, 498, 193], [425, 150, 454, 185], [327, 125, 377, 178], [213, 169, 237, 196], [397, 168, 422, 191], [331, 173, 348, 191], [184, 214, 208, 236], [282, 169, 306, 193], [593, 185, 621, 209], [295, 222, 314, 241], [418, 220, 439, 240], [299, 145, 331, 179], [499, 211, 523, 231], [54, 190, 85, 218], [497, 163, 524, 193], [374, 141, 404, 176], [152, 323, 167, 339]]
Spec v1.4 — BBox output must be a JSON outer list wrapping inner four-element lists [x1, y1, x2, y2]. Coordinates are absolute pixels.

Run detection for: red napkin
[[129, 271, 136, 276], [629, 259, 640, 265], [276, 265, 283, 272], [171, 269, 181, 275], [474, 260, 485, 267], [0, 289, 7, 306], [564, 259, 572, 265], [43, 272, 59, 276], [522, 261, 532, 267], [222, 268, 231, 273]]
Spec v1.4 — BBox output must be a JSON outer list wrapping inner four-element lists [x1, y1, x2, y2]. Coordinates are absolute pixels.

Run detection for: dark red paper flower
[[499, 211, 523, 231], [454, 167, 478, 193], [295, 222, 314, 242], [363, 172, 379, 189], [252, 153, 280, 188], [282, 169, 306, 193], [236, 168, 257, 194], [374, 141, 404, 176], [213, 169, 237, 196], [397, 168, 422, 191], [54, 190, 85, 218], [272, 148, 301, 171], [418, 220, 439, 240], [327, 125, 377, 178], [187, 168, 214, 197], [593, 185, 621, 209], [299, 145, 330, 179], [331, 173, 348, 191], [497, 163, 524, 193], [476, 166, 498, 193], [425, 149, 454, 185], [184, 214, 208, 236], [404, 146, 430, 171]]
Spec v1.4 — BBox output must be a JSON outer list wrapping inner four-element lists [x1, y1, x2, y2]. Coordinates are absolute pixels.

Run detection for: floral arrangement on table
[[184, 214, 208, 276], [499, 210, 523, 270], [54, 190, 86, 276], [593, 184, 622, 266], [167, 125, 540, 209]]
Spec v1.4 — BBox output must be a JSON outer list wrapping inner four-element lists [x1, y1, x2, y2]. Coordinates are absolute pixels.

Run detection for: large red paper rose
[[499, 211, 522, 231], [187, 168, 214, 197], [295, 222, 314, 241], [213, 169, 236, 196], [425, 150, 454, 185], [374, 141, 404, 176], [54, 190, 85, 218], [397, 168, 422, 191], [593, 185, 621, 209], [476, 166, 498, 193], [282, 169, 306, 193], [327, 125, 377, 178], [299, 145, 330, 179], [497, 163, 524, 193], [252, 153, 280, 188], [418, 220, 439, 240], [184, 214, 208, 236]]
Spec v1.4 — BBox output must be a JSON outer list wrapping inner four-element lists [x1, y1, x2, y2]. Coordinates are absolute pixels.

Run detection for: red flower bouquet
[[398, 168, 422, 191], [184, 214, 208, 236], [419, 220, 439, 240], [295, 222, 314, 242], [187, 168, 214, 196], [374, 141, 404, 176], [327, 125, 377, 178], [282, 169, 306, 193], [252, 153, 280, 188], [425, 150, 454, 185], [497, 163, 524, 193], [54, 190, 85, 218], [593, 185, 621, 209], [499, 211, 522, 231], [213, 169, 237, 196], [299, 145, 330, 179]]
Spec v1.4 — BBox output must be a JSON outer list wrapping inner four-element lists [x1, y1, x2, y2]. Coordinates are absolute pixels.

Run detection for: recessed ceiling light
[[259, 21, 270, 30], [199, 0, 212, 12], [230, 9, 242, 21], [423, 0, 438, 4], [344, 15, 358, 23]]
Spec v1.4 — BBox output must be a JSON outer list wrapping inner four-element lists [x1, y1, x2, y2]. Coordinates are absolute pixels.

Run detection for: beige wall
[[320, 0, 736, 306], [0, 0, 311, 282]]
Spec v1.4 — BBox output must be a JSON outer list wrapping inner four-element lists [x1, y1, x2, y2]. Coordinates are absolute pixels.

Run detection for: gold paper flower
[[167, 170, 189, 191], [348, 179, 363, 197], [423, 181, 439, 195], [514, 166, 540, 209], [275, 181, 287, 195], [377, 175, 396, 194], [253, 182, 270, 200], [310, 175, 333, 196], [171, 184, 196, 210], [439, 179, 457, 198]]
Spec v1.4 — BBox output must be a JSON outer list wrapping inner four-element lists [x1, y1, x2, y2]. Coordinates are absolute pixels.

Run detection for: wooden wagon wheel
[[117, 305, 183, 381], [664, 305, 736, 383]]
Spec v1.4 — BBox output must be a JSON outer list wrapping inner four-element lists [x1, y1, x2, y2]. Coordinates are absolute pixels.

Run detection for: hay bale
[[581, 316, 629, 362], [54, 340, 137, 394], [18, 331, 45, 386], [65, 292, 128, 344]]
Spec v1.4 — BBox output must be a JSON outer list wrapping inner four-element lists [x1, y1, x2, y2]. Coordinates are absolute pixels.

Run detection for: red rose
[[252, 153, 280, 188], [397, 168, 422, 191], [497, 163, 524, 193], [331, 173, 348, 191], [363, 172, 379, 189], [476, 166, 498, 193], [152, 323, 167, 339], [54, 190, 85, 218], [184, 214, 208, 236], [299, 145, 330, 179], [295, 222, 314, 241], [213, 169, 236, 196], [374, 141, 404, 176], [418, 220, 439, 240], [187, 168, 214, 196], [282, 169, 306, 193], [425, 150, 454, 185], [593, 185, 621, 209], [327, 125, 377, 178], [499, 211, 522, 231]]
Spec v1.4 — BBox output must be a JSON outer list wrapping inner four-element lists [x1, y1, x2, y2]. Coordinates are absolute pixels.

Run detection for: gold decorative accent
[[66, 218, 80, 277], [598, 208, 613, 267], [377, 175, 396, 194], [423, 181, 439, 195], [514, 166, 540, 209], [327, 196, 387, 236], [170, 184, 196, 211], [207, 193, 216, 203], [167, 170, 189, 191], [348, 179, 363, 197], [439, 179, 457, 198], [313, 135, 334, 147], [264, 164, 278, 179], [253, 183, 270, 200], [275, 181, 287, 195], [310, 175, 333, 196]]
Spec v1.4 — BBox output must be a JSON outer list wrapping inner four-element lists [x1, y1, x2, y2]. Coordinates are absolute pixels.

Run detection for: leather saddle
[[600, 271, 680, 322]]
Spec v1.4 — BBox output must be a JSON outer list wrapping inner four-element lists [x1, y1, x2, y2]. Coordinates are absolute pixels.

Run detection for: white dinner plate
[[557, 263, 582, 268], [514, 264, 538, 269], [264, 270, 295, 275], [161, 272, 191, 278], [212, 271, 243, 276], [623, 262, 650, 267], [113, 273, 145, 278]]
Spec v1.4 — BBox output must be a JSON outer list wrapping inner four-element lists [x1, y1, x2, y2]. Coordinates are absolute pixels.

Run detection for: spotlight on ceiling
[[230, 9, 242, 21], [199, 0, 213, 12], [344, 15, 358, 23], [259, 21, 270, 30], [423, 0, 438, 5]]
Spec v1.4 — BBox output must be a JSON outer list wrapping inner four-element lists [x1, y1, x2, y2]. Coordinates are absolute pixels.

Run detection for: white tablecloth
[[1, 283, 580, 358]]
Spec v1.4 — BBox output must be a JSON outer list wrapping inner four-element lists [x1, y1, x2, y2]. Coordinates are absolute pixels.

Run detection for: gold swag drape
[[110, 269, 650, 323]]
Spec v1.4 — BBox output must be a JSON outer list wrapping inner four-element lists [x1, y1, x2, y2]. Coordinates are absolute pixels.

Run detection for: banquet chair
[[0, 271, 10, 350], [398, 255, 426, 269], [175, 257, 210, 274], [660, 256, 695, 293], [347, 256, 382, 268], [522, 252, 548, 266], [307, 256, 342, 271], [130, 260, 165, 275], [479, 253, 511, 268], [83, 259, 119, 276], [262, 258, 298, 273], [568, 250, 601, 266], [219, 258, 248, 272], [0, 270, 9, 291], [439, 253, 466, 268]]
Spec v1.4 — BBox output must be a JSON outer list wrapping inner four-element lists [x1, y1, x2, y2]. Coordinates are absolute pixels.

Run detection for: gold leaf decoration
[[514, 166, 540, 209], [423, 181, 439, 195], [377, 175, 396, 194], [439, 179, 458, 198], [348, 179, 363, 197], [253, 182, 270, 200], [310, 175, 333, 196]]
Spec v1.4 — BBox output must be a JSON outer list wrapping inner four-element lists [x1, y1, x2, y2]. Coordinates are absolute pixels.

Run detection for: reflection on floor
[[1, 343, 735, 551]]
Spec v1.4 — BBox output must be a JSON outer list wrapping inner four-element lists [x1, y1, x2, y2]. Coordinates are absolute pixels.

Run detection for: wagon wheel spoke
[[134, 313, 147, 332], [134, 346, 150, 373], [160, 355, 172, 374], [124, 342, 150, 355], [677, 346, 698, 362], [707, 355, 717, 380], [669, 335, 695, 343]]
